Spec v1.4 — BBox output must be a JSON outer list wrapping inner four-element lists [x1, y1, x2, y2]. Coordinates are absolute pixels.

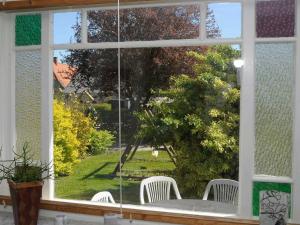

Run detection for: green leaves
[[137, 45, 240, 198], [0, 143, 52, 183]]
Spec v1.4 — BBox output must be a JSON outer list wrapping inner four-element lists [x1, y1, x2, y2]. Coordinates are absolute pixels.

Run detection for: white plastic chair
[[203, 179, 239, 205], [91, 191, 115, 203], [140, 176, 182, 204]]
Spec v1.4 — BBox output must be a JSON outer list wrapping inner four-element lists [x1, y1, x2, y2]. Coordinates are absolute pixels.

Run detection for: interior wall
[[0, 12, 13, 196]]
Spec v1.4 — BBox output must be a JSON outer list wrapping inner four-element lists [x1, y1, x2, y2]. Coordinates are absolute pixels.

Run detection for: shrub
[[88, 129, 115, 155], [53, 98, 94, 176], [72, 108, 94, 158], [137, 45, 240, 198], [93, 102, 112, 112], [53, 99, 80, 176]]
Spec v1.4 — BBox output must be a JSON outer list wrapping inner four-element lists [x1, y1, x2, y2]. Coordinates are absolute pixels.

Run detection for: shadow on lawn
[[63, 181, 141, 204], [81, 162, 114, 180]]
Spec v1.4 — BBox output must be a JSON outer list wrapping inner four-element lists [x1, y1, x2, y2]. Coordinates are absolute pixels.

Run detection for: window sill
[[1, 195, 299, 225], [0, 195, 258, 225]]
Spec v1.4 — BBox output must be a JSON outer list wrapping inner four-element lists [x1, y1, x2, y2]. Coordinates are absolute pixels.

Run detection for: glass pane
[[256, 0, 295, 37], [53, 12, 81, 44], [207, 3, 242, 39], [120, 45, 240, 206], [121, 5, 201, 41], [88, 5, 201, 42], [16, 50, 41, 159], [255, 43, 294, 177], [15, 14, 41, 46], [53, 49, 121, 201], [252, 182, 291, 217]]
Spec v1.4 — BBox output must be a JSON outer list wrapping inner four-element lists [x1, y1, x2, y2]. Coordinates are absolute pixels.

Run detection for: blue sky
[[208, 3, 241, 38], [53, 3, 241, 60]]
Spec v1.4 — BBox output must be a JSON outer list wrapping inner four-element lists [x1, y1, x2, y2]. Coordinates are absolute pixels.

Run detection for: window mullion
[[292, 0, 300, 222], [81, 9, 87, 44], [238, 0, 255, 219], [199, 2, 206, 40]]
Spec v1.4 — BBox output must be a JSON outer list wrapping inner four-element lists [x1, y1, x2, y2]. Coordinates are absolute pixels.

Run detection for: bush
[[137, 45, 240, 198], [93, 102, 112, 111], [53, 98, 94, 176], [53, 99, 80, 176], [88, 129, 115, 155]]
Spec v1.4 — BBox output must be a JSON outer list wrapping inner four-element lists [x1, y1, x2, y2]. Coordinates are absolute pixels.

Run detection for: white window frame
[[3, 0, 298, 222]]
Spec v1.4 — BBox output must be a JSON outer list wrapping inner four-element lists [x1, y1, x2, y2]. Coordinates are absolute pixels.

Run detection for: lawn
[[55, 150, 175, 204]]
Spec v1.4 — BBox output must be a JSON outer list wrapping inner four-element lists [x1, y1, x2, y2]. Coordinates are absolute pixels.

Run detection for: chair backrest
[[91, 191, 115, 204], [140, 176, 182, 204], [203, 179, 239, 205]]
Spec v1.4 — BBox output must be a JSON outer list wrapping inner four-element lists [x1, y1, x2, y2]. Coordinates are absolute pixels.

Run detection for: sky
[[53, 3, 242, 60]]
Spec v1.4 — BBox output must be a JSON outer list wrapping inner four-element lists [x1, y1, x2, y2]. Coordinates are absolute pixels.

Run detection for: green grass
[[55, 150, 175, 204]]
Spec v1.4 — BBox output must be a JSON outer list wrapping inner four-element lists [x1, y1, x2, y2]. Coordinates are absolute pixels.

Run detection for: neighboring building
[[53, 57, 94, 103], [53, 57, 75, 92]]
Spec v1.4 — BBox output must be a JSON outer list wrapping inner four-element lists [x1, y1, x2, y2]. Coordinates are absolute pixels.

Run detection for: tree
[[64, 5, 220, 104], [63, 5, 221, 141], [136, 45, 240, 198]]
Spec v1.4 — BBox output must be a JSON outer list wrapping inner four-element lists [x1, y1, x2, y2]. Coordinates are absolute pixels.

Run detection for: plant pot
[[8, 180, 43, 225]]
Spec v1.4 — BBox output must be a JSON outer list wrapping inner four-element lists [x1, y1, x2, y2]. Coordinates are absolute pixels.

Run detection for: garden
[[54, 44, 240, 202]]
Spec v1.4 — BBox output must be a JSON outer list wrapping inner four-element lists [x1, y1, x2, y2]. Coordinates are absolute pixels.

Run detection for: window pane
[[120, 5, 200, 41], [256, 0, 295, 37], [255, 43, 294, 177], [252, 182, 291, 217], [52, 45, 241, 211], [53, 49, 122, 202], [88, 5, 201, 42], [16, 50, 41, 159], [121, 46, 240, 206], [207, 3, 242, 39], [15, 14, 41, 46], [53, 12, 81, 44]]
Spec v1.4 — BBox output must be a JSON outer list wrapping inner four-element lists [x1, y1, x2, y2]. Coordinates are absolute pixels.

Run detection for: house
[[53, 57, 94, 103], [53, 57, 75, 92]]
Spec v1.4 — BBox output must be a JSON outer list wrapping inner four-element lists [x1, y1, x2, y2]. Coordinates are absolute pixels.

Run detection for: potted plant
[[0, 142, 52, 225]]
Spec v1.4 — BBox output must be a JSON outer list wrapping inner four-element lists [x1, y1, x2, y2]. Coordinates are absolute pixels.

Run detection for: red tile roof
[[53, 62, 76, 88]]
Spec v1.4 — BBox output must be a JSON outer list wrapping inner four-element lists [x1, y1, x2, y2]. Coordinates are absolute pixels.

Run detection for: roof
[[53, 62, 76, 88]]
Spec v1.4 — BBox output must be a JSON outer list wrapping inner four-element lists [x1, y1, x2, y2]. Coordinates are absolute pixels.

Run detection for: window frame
[[3, 0, 300, 223]]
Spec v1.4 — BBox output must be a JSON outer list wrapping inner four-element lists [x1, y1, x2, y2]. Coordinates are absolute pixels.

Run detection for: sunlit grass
[[55, 150, 175, 204]]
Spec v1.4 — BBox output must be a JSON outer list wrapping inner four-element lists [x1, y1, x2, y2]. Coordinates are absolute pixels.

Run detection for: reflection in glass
[[53, 12, 81, 44], [207, 3, 242, 39], [16, 50, 41, 159], [256, 0, 295, 38], [255, 43, 294, 177]]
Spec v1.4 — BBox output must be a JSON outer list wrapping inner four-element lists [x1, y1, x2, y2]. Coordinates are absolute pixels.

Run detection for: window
[[4, 0, 299, 223], [51, 3, 242, 216]]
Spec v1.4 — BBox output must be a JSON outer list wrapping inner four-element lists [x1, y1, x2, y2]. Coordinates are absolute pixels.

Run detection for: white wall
[[0, 12, 13, 196]]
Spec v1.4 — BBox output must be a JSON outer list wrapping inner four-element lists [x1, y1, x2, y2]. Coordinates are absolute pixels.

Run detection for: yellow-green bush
[[53, 99, 93, 176]]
